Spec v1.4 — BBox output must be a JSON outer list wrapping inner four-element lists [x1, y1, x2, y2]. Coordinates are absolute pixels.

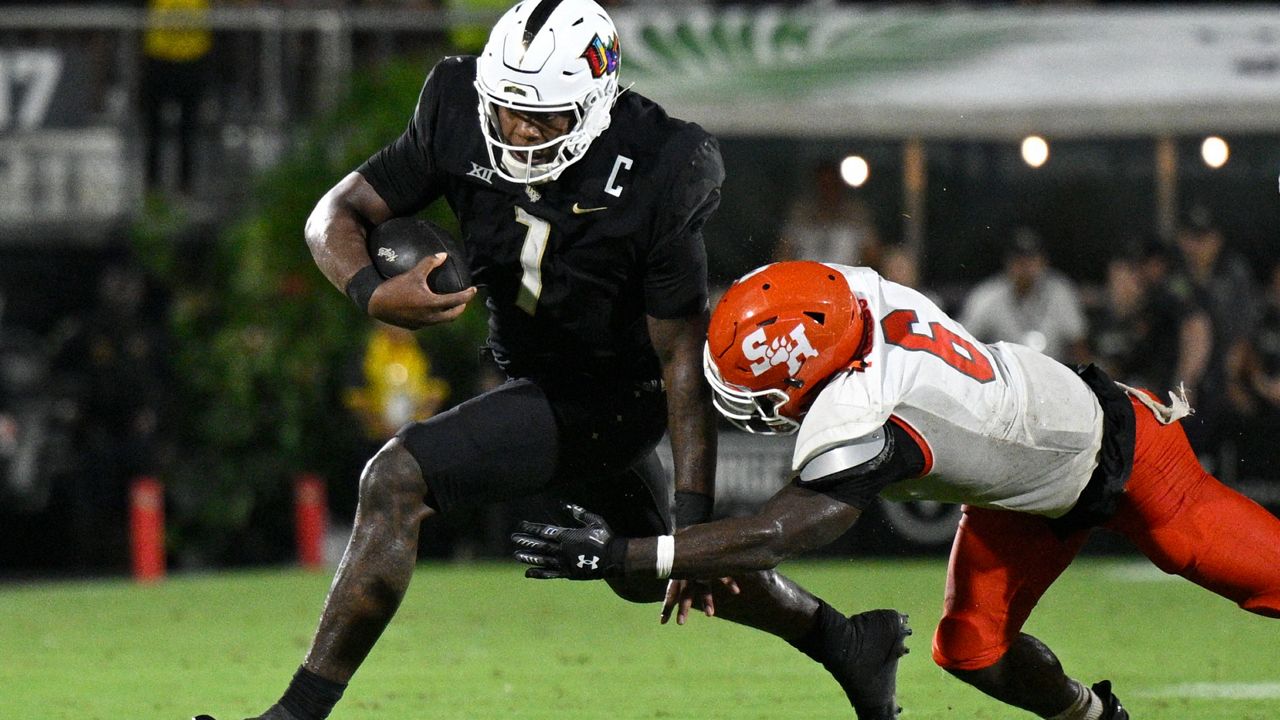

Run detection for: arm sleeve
[[792, 422, 924, 509], [643, 133, 724, 319], [356, 64, 450, 217]]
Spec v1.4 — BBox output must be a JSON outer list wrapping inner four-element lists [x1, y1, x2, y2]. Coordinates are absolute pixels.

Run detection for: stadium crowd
[[767, 156, 1279, 482]]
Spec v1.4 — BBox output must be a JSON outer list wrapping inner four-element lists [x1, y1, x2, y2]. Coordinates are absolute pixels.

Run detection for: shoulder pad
[[792, 370, 893, 472], [798, 426, 888, 483]]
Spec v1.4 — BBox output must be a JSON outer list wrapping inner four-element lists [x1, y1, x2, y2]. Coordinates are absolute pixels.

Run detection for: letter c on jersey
[[605, 155, 633, 197]]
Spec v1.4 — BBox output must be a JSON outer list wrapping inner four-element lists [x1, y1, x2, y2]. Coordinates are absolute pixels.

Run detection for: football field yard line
[[1, 557, 1277, 719], [1140, 682, 1280, 700]]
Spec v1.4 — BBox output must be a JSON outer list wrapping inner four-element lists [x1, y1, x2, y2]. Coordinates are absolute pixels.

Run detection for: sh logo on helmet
[[742, 325, 820, 377]]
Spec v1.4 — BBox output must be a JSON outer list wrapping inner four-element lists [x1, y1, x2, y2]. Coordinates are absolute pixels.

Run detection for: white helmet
[[474, 0, 621, 185]]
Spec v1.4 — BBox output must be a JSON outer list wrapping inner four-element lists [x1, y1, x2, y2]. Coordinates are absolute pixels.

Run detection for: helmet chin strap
[[499, 146, 566, 185]]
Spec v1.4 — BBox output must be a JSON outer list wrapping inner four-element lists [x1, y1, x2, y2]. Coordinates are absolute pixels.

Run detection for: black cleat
[[1092, 680, 1130, 720], [830, 609, 913, 720]]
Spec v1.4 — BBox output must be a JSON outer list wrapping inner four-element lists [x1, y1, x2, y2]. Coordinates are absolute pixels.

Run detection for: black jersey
[[358, 56, 723, 383]]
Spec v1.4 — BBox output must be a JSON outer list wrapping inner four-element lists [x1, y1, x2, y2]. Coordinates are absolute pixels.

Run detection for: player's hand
[[368, 253, 477, 330], [512, 504, 627, 580], [660, 576, 740, 626]]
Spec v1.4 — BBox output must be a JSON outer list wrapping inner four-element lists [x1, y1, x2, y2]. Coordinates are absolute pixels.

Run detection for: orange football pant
[[932, 395, 1280, 671]]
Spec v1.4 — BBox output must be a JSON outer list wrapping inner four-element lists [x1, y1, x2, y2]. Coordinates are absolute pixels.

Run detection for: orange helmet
[[704, 261, 871, 434]]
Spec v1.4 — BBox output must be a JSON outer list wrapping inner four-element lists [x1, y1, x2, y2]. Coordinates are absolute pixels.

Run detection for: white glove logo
[[576, 555, 600, 570]]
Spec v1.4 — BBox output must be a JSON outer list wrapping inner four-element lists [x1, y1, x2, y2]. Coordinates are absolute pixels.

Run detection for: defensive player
[[198, 3, 908, 719], [515, 260, 1280, 720]]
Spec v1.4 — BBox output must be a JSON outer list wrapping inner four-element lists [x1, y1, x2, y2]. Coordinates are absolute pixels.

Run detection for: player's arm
[[649, 309, 727, 619], [305, 172, 474, 329], [648, 312, 717, 511], [644, 132, 726, 528], [637, 424, 914, 578], [307, 62, 475, 329], [636, 483, 863, 578], [305, 171, 394, 293], [514, 423, 923, 580]]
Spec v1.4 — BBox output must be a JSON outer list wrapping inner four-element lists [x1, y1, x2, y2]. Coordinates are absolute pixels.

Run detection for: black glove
[[512, 504, 627, 580]]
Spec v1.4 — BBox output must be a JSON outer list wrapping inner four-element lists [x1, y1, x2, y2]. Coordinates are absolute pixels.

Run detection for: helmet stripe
[[523, 0, 566, 46]]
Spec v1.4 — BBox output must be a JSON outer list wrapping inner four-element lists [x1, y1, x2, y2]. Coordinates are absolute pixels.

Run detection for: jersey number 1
[[514, 207, 550, 315], [881, 309, 995, 383]]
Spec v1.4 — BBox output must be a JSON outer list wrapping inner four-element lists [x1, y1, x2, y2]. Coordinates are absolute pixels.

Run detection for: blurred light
[[1021, 136, 1049, 168], [840, 155, 869, 187], [1022, 330, 1047, 354], [1201, 136, 1229, 168], [388, 363, 408, 384]]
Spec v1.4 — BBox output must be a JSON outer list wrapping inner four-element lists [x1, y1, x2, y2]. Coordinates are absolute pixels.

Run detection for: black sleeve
[[792, 422, 925, 510], [356, 62, 450, 216], [643, 132, 723, 319]]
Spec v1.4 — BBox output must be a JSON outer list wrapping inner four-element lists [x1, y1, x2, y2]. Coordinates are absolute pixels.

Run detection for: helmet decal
[[743, 324, 820, 377], [581, 34, 620, 78]]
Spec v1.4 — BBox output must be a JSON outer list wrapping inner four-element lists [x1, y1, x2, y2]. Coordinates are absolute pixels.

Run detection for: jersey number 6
[[881, 309, 995, 383]]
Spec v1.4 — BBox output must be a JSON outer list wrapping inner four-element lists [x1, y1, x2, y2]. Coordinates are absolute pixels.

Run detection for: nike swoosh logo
[[571, 203, 608, 214]]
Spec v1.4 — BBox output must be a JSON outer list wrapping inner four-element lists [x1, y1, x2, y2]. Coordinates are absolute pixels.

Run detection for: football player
[[515, 260, 1280, 720], [198, 3, 908, 720]]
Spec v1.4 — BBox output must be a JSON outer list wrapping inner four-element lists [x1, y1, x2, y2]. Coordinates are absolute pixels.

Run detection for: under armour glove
[[512, 503, 628, 580]]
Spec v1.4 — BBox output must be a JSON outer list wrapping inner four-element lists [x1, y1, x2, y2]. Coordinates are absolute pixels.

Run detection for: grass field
[[2, 557, 1278, 719]]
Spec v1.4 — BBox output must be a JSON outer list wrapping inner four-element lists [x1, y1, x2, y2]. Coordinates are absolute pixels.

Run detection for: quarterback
[[198, 3, 909, 719], [515, 260, 1280, 720]]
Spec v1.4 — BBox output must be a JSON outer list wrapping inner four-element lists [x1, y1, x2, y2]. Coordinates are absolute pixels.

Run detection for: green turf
[[2, 558, 1277, 719]]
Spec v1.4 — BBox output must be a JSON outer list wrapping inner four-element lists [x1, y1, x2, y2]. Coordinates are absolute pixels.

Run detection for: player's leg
[[1107, 397, 1280, 617], [302, 438, 431, 679], [267, 437, 431, 720], [235, 437, 432, 720], [933, 505, 1124, 718], [244, 380, 562, 720]]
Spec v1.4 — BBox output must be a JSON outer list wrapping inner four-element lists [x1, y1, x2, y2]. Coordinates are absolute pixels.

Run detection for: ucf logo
[[742, 324, 819, 377]]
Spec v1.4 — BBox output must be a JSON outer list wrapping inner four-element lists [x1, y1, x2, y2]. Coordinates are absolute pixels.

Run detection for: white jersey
[[794, 265, 1103, 518]]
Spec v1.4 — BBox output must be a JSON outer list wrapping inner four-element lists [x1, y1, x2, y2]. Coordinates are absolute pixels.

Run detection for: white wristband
[[655, 535, 675, 580]]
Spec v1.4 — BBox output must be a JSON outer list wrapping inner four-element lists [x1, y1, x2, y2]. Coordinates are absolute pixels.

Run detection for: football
[[366, 217, 471, 294]]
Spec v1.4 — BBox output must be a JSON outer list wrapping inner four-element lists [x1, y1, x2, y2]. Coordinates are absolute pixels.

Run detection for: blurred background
[[2, 0, 1279, 579]]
